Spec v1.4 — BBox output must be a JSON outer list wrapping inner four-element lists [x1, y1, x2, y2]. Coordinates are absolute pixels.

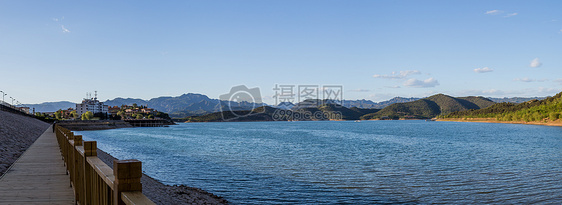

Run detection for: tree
[[93, 112, 108, 120], [81, 111, 93, 120], [54, 110, 62, 120], [550, 112, 560, 120], [70, 111, 77, 119], [136, 114, 144, 119], [133, 103, 138, 108]]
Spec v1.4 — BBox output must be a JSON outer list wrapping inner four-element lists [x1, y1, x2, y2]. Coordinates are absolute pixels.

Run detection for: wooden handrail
[[121, 191, 155, 205], [55, 125, 155, 205]]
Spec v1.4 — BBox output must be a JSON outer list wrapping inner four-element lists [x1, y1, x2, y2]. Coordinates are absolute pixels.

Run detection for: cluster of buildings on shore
[[76, 95, 108, 117], [31, 92, 162, 120], [108, 106, 157, 116], [15, 106, 31, 114]]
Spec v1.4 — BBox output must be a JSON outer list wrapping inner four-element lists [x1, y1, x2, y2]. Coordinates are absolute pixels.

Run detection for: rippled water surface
[[78, 120, 562, 204]]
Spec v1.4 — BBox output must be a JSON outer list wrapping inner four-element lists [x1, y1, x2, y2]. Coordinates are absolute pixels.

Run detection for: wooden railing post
[[74, 135, 82, 146], [73, 135, 84, 204], [84, 141, 96, 205], [113, 159, 142, 205], [67, 132, 74, 182], [84, 141, 96, 157]]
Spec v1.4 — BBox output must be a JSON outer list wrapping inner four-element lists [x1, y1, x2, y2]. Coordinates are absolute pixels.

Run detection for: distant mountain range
[[343, 97, 420, 109], [186, 94, 500, 122], [22, 101, 76, 113], [104, 93, 261, 118], [23, 93, 548, 118], [487, 97, 547, 104]]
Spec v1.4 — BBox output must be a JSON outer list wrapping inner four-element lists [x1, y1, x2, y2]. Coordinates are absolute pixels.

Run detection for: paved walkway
[[0, 125, 75, 204]]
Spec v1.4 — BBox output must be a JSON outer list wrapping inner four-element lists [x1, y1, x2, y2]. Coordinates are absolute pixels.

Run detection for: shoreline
[[57, 119, 176, 131], [95, 148, 228, 205], [437, 118, 562, 127], [57, 120, 133, 130]]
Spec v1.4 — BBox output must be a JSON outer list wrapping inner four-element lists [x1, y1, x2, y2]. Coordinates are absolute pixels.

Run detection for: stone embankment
[[0, 110, 50, 176]]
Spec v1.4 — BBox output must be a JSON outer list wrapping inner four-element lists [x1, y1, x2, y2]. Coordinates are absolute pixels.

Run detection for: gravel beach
[[0, 110, 50, 176], [96, 149, 228, 205]]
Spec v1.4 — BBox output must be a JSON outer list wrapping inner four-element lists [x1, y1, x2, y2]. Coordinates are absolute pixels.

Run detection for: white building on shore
[[76, 92, 108, 117]]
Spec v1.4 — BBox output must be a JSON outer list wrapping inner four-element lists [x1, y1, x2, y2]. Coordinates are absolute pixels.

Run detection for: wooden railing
[[55, 125, 155, 205]]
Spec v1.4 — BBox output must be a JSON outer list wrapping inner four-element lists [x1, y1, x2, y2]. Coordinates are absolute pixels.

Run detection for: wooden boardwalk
[[0, 125, 75, 204]]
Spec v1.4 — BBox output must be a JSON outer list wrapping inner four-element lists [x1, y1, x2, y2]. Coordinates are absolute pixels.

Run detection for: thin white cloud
[[474, 67, 493, 73], [52, 17, 70, 33], [458, 89, 506, 96], [554, 79, 562, 84], [537, 87, 560, 94], [482, 89, 502, 95], [486, 10, 518, 18], [403, 78, 439, 88], [61, 25, 70, 33], [385, 85, 401, 89], [458, 87, 560, 98], [504, 13, 518, 17], [373, 70, 421, 79], [530, 58, 542, 68], [513, 78, 548, 82], [52, 16, 64, 22], [349, 89, 371, 92], [486, 10, 501, 15]]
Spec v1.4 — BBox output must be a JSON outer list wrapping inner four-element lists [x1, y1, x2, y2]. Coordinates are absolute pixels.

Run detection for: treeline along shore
[[438, 118, 562, 127], [0, 109, 227, 204], [440, 91, 562, 126]]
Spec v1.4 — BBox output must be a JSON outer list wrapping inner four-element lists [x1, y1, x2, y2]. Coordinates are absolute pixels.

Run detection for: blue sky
[[1, 1, 561, 104]]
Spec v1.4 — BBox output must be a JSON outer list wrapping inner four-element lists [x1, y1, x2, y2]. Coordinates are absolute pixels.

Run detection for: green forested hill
[[460, 96, 502, 108], [361, 99, 440, 119], [361, 94, 495, 120], [443, 92, 562, 122], [312, 104, 378, 120], [183, 105, 380, 122]]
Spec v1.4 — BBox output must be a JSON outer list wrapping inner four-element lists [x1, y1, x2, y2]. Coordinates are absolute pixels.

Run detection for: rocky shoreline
[[438, 118, 562, 127], [56, 120, 133, 131], [96, 149, 228, 205]]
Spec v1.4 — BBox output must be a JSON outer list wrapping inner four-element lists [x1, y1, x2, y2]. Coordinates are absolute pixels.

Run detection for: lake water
[[77, 120, 562, 204]]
